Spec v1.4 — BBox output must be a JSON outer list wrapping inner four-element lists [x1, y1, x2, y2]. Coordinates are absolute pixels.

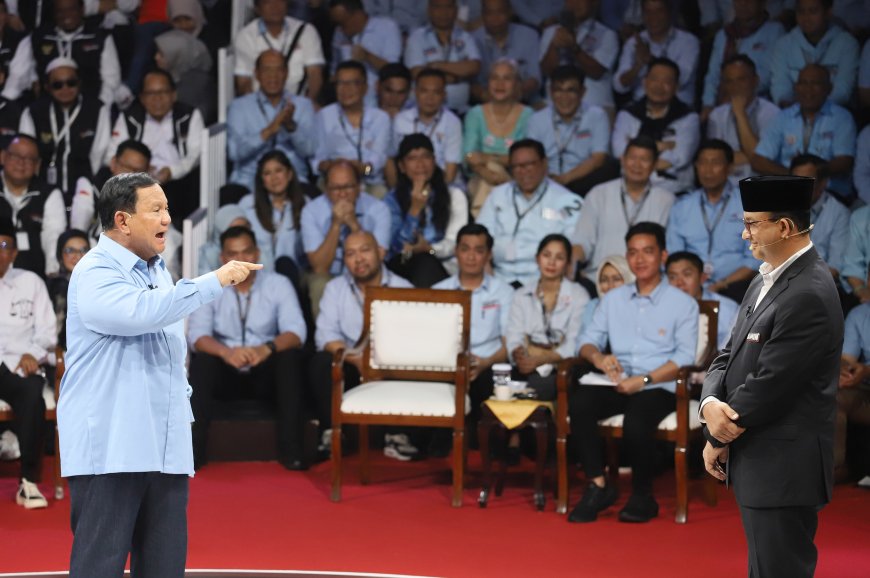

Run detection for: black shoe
[[618, 494, 659, 523], [567, 482, 618, 523], [280, 458, 309, 471]]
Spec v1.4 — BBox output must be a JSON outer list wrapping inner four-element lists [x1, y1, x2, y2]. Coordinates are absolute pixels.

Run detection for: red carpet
[[1, 455, 869, 577]]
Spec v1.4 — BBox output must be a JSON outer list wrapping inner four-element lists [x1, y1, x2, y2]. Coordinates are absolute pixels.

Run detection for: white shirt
[[1, 177, 66, 275], [0, 268, 57, 371], [107, 109, 205, 180]]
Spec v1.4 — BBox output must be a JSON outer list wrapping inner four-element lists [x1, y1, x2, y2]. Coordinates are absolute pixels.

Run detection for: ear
[[114, 211, 131, 234], [377, 244, 386, 262]]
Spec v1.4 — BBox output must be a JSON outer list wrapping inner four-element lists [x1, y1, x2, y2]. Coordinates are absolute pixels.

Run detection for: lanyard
[[338, 110, 364, 162], [54, 31, 78, 60], [235, 289, 252, 347], [649, 28, 676, 58], [699, 190, 730, 258], [270, 202, 288, 256], [257, 94, 286, 148], [259, 23, 291, 56], [620, 184, 650, 228], [512, 183, 548, 236], [552, 111, 581, 174], [432, 27, 453, 61], [48, 101, 82, 186], [802, 116, 815, 153], [414, 109, 443, 139], [535, 282, 564, 347]]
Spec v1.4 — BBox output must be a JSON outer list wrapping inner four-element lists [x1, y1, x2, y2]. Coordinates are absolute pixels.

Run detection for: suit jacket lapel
[[728, 276, 763, 360]]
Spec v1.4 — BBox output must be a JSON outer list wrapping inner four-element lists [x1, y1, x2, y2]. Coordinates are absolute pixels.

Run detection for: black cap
[[0, 217, 14, 241], [739, 176, 814, 213], [397, 133, 434, 160]]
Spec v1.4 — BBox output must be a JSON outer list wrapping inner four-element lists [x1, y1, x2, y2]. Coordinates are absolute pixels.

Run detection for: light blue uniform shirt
[[433, 274, 514, 358], [476, 178, 583, 286], [312, 104, 392, 186], [384, 189, 444, 258], [613, 27, 700, 107], [363, 0, 429, 36], [472, 23, 541, 90], [58, 234, 223, 477], [509, 0, 563, 28], [769, 24, 860, 107], [506, 279, 590, 361], [701, 288, 738, 350], [526, 104, 610, 175], [187, 271, 306, 349], [701, 20, 784, 108], [331, 15, 403, 107], [706, 97, 780, 181], [315, 269, 413, 350], [227, 91, 316, 190], [391, 106, 463, 168], [581, 296, 599, 332], [300, 192, 392, 276], [579, 279, 699, 393], [238, 193, 304, 266], [855, 125, 870, 206], [666, 184, 759, 283], [809, 191, 850, 273], [754, 100, 856, 196], [842, 206, 870, 284], [404, 25, 481, 113], [843, 303, 870, 361]]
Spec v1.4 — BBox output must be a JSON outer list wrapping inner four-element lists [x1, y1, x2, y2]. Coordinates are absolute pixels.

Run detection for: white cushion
[[0, 384, 54, 413], [341, 380, 471, 417], [695, 313, 709, 365], [370, 300, 464, 370], [598, 399, 701, 431]]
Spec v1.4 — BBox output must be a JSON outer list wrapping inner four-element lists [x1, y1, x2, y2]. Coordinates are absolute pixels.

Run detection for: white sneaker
[[858, 475, 870, 489], [384, 433, 419, 461], [16, 478, 48, 509], [0, 430, 21, 460]]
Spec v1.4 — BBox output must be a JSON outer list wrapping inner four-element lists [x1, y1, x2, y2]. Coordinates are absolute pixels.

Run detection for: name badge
[[542, 207, 561, 221], [746, 332, 760, 343], [16, 231, 30, 251]]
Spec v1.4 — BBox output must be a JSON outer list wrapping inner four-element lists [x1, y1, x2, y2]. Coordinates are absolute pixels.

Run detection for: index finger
[[236, 262, 264, 270]]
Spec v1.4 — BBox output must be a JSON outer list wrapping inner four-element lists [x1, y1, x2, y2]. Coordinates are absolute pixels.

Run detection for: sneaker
[[857, 475, 870, 489], [618, 493, 659, 523], [567, 482, 618, 523], [16, 478, 48, 510], [384, 433, 420, 461]]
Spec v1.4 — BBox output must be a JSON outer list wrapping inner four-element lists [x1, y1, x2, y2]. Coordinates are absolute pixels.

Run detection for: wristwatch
[[642, 374, 653, 386], [363, 163, 373, 177], [265, 340, 277, 355]]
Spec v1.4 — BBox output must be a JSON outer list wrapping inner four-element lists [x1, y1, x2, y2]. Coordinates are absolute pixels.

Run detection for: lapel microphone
[[750, 224, 814, 249], [745, 305, 753, 318]]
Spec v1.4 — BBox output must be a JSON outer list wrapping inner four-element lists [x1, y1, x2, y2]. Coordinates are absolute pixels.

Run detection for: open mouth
[[156, 232, 166, 241]]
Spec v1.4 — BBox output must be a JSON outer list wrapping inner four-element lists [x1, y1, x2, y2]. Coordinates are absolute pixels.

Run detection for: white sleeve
[[106, 113, 129, 166], [99, 36, 122, 105], [90, 104, 113, 175], [28, 276, 58, 362], [41, 188, 67, 276], [430, 186, 469, 259], [169, 108, 204, 180], [69, 177, 95, 231], [18, 108, 35, 136], [1, 35, 35, 101]]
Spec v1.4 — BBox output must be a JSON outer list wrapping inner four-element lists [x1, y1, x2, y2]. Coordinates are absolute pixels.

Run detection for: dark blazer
[[701, 247, 843, 509]]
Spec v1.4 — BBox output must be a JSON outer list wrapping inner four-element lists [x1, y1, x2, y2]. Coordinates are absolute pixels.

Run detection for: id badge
[[46, 163, 57, 186], [16, 231, 30, 251], [542, 207, 560, 221], [703, 262, 714, 277], [504, 239, 517, 261]]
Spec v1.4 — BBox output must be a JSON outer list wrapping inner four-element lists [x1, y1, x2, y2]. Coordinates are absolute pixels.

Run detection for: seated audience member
[[612, 57, 700, 194], [390, 68, 462, 187], [769, 0, 859, 108], [666, 140, 757, 301], [154, 28, 215, 123], [477, 139, 582, 287], [312, 61, 391, 197], [301, 160, 391, 317], [539, 0, 620, 114], [376, 63, 412, 118], [309, 230, 413, 458], [0, 88, 22, 153], [568, 222, 698, 523], [405, 0, 482, 114], [573, 136, 674, 281], [526, 65, 610, 197], [506, 234, 589, 400], [706, 55, 780, 181], [47, 229, 89, 350], [228, 50, 316, 192], [855, 125, 870, 206], [384, 134, 468, 286], [582, 255, 635, 330], [612, 0, 699, 107], [509, 0, 562, 29], [187, 225, 308, 471], [752, 63, 856, 199], [19, 58, 111, 200], [471, 0, 541, 104], [790, 154, 849, 279], [700, 0, 784, 116], [463, 58, 533, 216], [433, 223, 514, 434], [2, 0, 124, 106], [665, 251, 739, 350], [109, 69, 205, 223], [197, 204, 252, 276], [329, 0, 402, 107], [842, 206, 870, 304], [0, 135, 65, 276], [364, 0, 428, 36], [0, 217, 56, 509], [837, 302, 870, 481], [0, 1, 26, 81], [233, 0, 325, 102]]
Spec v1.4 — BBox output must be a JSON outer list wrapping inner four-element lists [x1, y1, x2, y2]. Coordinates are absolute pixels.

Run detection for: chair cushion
[[695, 313, 710, 365], [0, 384, 54, 413], [370, 300, 464, 370], [598, 400, 701, 431], [341, 380, 471, 417]]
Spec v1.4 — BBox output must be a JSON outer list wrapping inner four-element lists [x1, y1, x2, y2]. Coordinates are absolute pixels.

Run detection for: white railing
[[218, 47, 235, 123], [199, 122, 227, 227], [231, 0, 256, 42], [182, 207, 209, 280]]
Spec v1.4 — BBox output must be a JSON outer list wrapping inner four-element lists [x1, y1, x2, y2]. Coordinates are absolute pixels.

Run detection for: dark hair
[[254, 150, 306, 233], [647, 56, 680, 83], [721, 53, 757, 74], [625, 221, 666, 250], [5, 133, 40, 154], [550, 65, 586, 87], [641, 0, 671, 11], [790, 153, 829, 180], [378, 62, 411, 84], [624, 135, 659, 161], [695, 139, 734, 164], [416, 67, 448, 86], [55, 228, 90, 271], [220, 225, 257, 248], [536, 233, 572, 259], [456, 223, 493, 250], [509, 138, 546, 161], [329, 0, 364, 10], [394, 134, 450, 233], [771, 211, 812, 233], [665, 251, 703, 274], [98, 172, 159, 231], [336, 60, 367, 80], [115, 139, 152, 163], [143, 68, 176, 91]]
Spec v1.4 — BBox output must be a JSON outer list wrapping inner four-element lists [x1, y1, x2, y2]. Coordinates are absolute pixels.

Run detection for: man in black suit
[[700, 176, 844, 578]]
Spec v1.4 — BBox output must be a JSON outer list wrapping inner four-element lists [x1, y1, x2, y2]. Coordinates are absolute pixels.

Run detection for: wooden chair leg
[[556, 432, 568, 514], [53, 423, 63, 500], [478, 414, 493, 508], [532, 416, 548, 511], [359, 424, 370, 485], [605, 436, 620, 486], [451, 426, 464, 507], [674, 445, 688, 524], [330, 424, 342, 502]]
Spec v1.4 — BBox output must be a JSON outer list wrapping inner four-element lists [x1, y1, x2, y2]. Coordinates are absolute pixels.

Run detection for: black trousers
[[307, 350, 361, 430], [68, 472, 188, 578], [386, 253, 449, 288], [740, 504, 820, 578], [189, 349, 307, 465], [570, 385, 675, 495], [0, 364, 46, 481]]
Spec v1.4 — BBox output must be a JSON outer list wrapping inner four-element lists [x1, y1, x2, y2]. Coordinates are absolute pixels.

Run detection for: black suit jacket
[[701, 247, 843, 508]]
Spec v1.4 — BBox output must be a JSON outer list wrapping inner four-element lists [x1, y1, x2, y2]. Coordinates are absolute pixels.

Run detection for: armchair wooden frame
[[330, 287, 472, 507]]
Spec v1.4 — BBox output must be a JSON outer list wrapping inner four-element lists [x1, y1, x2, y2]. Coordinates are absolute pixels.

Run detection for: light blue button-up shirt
[[701, 288, 739, 350], [843, 302, 870, 361], [472, 23, 541, 91], [477, 178, 583, 287], [363, 0, 429, 36], [706, 97, 780, 181], [312, 103, 392, 185], [666, 184, 759, 283], [331, 15, 403, 107], [300, 192, 392, 276], [526, 104, 610, 175], [384, 189, 444, 258], [227, 91, 316, 190], [506, 278, 590, 361], [238, 193, 305, 266], [391, 106, 463, 168], [509, 0, 563, 27], [433, 273, 515, 358], [405, 25, 481, 113], [842, 205, 870, 285], [58, 234, 223, 477], [809, 191, 850, 273], [580, 279, 699, 393], [315, 269, 413, 350]]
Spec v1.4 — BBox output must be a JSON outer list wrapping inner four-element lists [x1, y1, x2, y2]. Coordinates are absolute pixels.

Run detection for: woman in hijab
[[47, 230, 90, 349], [581, 255, 635, 330], [155, 27, 215, 122]]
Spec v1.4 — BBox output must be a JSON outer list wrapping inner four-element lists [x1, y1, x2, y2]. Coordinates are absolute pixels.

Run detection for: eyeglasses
[[0, 240, 15, 252], [49, 78, 79, 90], [509, 159, 542, 171], [742, 217, 779, 233], [326, 183, 358, 194], [62, 247, 89, 256], [141, 88, 173, 97], [5, 151, 39, 165]]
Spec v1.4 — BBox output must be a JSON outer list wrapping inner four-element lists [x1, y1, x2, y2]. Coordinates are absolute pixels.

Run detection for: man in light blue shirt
[[58, 173, 260, 578], [836, 302, 870, 480], [509, 0, 563, 28], [476, 138, 583, 287], [187, 226, 308, 471], [568, 222, 698, 524], [842, 206, 870, 304], [228, 50, 316, 190]]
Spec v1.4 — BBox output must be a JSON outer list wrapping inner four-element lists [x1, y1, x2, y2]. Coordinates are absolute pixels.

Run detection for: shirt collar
[[758, 241, 814, 288], [258, 17, 289, 37], [700, 181, 735, 208], [629, 276, 667, 304], [552, 105, 583, 126], [0, 267, 23, 288], [811, 192, 827, 212], [97, 233, 165, 274], [514, 178, 550, 203]]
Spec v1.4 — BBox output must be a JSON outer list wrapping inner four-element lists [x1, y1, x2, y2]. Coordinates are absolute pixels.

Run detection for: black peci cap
[[739, 176, 814, 213]]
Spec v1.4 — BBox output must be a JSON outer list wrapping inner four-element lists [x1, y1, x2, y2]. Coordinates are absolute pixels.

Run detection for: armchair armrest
[[555, 357, 589, 436], [454, 351, 470, 425], [330, 348, 346, 429]]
